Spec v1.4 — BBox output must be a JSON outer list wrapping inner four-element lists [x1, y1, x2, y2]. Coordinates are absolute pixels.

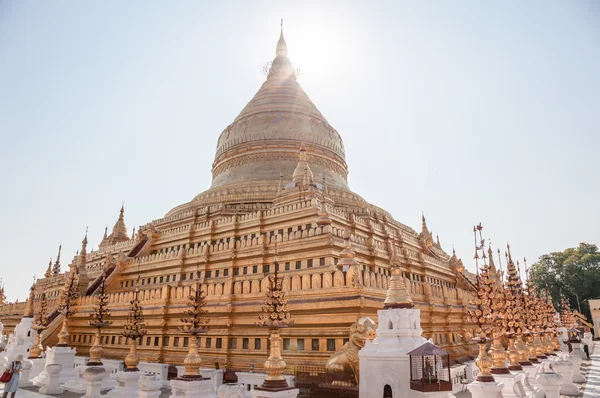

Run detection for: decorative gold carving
[[30, 287, 49, 359], [57, 267, 80, 347], [255, 263, 293, 391], [88, 274, 112, 366], [121, 280, 146, 371], [383, 265, 413, 309], [177, 270, 209, 379]]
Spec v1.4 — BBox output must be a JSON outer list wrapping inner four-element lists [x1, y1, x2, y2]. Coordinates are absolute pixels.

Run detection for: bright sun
[[284, 19, 352, 88]]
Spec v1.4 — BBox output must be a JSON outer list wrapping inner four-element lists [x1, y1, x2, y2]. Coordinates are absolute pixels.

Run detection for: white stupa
[[359, 264, 427, 398]]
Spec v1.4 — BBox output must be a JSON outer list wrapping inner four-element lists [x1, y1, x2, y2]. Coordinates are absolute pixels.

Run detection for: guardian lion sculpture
[[325, 316, 376, 385]]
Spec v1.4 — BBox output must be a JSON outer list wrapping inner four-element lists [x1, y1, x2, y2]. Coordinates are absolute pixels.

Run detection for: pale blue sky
[[1, 1, 598, 301]]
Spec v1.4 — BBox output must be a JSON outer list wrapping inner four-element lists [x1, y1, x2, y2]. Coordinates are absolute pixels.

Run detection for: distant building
[[588, 299, 600, 337]]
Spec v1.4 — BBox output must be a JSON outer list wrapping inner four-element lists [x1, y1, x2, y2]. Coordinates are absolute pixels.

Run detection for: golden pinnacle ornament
[[177, 269, 209, 379], [255, 261, 294, 391], [88, 273, 112, 366], [522, 266, 545, 362], [57, 267, 80, 347], [465, 224, 503, 381], [121, 276, 146, 371], [502, 246, 526, 370], [30, 286, 49, 359]]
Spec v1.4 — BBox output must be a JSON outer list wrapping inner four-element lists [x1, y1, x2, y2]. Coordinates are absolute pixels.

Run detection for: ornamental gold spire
[[44, 258, 52, 278], [503, 245, 527, 369], [121, 274, 146, 371], [107, 203, 129, 244], [383, 260, 413, 309], [339, 230, 357, 269], [88, 273, 112, 366], [177, 268, 209, 379], [57, 266, 79, 346], [0, 279, 5, 306], [80, 227, 88, 266], [255, 261, 293, 391], [23, 277, 36, 318], [30, 286, 49, 358], [316, 201, 331, 226], [266, 20, 296, 81], [276, 18, 287, 56], [292, 145, 314, 185], [466, 223, 510, 380], [52, 244, 62, 275]]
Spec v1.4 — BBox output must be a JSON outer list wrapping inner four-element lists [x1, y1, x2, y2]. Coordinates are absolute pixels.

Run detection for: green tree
[[529, 243, 600, 321]]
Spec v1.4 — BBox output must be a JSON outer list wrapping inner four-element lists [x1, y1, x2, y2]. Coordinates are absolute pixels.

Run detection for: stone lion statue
[[325, 316, 376, 385]]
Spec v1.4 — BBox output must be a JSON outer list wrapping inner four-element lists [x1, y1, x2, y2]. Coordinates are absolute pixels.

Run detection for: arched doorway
[[383, 384, 393, 398]]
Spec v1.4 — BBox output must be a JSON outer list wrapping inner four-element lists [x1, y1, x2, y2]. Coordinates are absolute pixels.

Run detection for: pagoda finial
[[80, 227, 88, 265], [339, 231, 358, 267], [0, 279, 5, 306], [52, 244, 62, 275], [292, 144, 314, 185], [45, 258, 53, 278], [83, 226, 88, 246], [506, 242, 513, 264], [488, 243, 497, 274], [316, 201, 331, 226], [384, 262, 413, 309], [23, 279, 35, 318], [108, 203, 129, 243], [421, 212, 431, 234], [276, 19, 287, 56], [267, 20, 295, 80], [103, 226, 108, 239]]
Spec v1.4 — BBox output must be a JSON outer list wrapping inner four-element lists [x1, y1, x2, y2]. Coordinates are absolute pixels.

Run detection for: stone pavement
[[582, 342, 600, 397], [1, 346, 599, 398], [0, 385, 172, 398]]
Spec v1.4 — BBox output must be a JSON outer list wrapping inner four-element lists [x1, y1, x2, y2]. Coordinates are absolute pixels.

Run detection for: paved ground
[[582, 343, 599, 397], [1, 346, 599, 398], [0, 385, 173, 398]]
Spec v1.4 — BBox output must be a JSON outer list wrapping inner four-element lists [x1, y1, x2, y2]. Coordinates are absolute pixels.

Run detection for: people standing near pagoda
[[1, 354, 23, 398]]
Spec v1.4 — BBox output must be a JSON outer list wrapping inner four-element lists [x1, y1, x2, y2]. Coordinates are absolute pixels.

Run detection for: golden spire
[[338, 230, 357, 269], [44, 258, 52, 278], [267, 20, 295, 80], [316, 201, 331, 226], [292, 145, 314, 184], [23, 277, 36, 318], [421, 212, 428, 232], [107, 203, 129, 243], [487, 244, 498, 277], [0, 279, 5, 305], [52, 244, 62, 275], [277, 19, 287, 54], [80, 226, 88, 266], [383, 265, 413, 309]]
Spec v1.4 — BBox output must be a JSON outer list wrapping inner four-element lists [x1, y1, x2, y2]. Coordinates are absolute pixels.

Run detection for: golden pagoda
[[0, 25, 480, 370]]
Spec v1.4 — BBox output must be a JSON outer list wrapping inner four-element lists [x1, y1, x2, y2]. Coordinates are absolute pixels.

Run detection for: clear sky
[[1, 1, 598, 302]]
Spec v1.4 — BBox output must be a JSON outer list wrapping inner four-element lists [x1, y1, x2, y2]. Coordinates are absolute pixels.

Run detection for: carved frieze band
[[211, 151, 349, 180]]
